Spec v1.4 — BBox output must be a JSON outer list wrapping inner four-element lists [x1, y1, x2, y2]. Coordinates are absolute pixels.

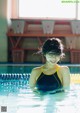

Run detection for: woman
[[29, 38, 70, 94]]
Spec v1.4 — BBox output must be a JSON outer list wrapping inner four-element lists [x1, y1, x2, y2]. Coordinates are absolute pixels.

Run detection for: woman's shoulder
[[31, 65, 43, 73], [59, 65, 70, 74], [60, 65, 69, 70]]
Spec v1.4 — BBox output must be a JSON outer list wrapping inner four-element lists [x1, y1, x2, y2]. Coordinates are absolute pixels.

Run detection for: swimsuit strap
[[56, 65, 63, 85], [40, 65, 44, 72], [56, 65, 61, 72]]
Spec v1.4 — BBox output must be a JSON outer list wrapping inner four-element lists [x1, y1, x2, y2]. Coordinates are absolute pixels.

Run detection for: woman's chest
[[42, 68, 57, 75]]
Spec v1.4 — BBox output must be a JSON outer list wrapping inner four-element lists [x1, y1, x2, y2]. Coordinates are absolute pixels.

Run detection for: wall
[[0, 0, 8, 62]]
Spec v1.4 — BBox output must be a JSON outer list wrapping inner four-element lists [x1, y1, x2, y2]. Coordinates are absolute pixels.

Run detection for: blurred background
[[0, 0, 80, 64]]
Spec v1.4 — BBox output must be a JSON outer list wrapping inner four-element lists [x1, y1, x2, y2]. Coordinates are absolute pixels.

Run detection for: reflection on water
[[0, 81, 80, 113]]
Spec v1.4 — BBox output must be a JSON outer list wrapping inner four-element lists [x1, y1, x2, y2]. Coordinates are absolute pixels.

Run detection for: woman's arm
[[29, 67, 41, 92], [61, 66, 70, 89]]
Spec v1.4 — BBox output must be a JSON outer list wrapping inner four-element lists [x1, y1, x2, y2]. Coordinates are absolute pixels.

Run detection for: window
[[78, 3, 80, 20], [19, 0, 77, 19]]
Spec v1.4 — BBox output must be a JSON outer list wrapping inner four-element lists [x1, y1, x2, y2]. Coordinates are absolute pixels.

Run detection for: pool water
[[0, 79, 80, 113], [0, 64, 80, 113]]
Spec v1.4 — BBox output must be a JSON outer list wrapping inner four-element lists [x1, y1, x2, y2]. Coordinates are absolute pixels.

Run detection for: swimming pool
[[0, 64, 80, 113]]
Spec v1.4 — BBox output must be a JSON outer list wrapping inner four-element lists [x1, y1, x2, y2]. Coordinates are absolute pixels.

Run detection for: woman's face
[[45, 53, 60, 64]]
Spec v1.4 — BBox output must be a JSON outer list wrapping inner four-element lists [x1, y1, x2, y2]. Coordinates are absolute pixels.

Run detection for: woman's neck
[[44, 62, 58, 69]]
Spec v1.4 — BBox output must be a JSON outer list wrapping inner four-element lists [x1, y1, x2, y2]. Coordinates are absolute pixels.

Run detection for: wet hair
[[42, 38, 64, 57]]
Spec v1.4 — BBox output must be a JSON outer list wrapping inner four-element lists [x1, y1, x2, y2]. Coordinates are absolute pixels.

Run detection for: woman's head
[[42, 38, 64, 57]]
